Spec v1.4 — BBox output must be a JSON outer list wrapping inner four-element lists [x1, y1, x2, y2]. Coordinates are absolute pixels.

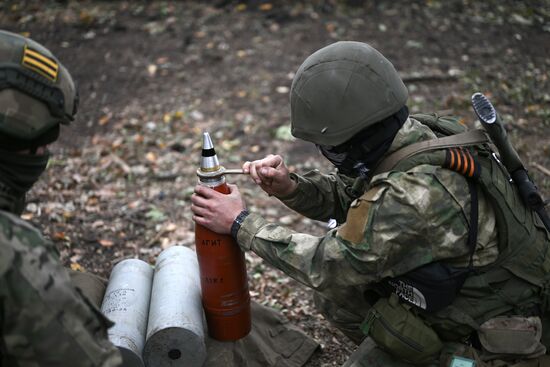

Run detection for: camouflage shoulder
[[0, 209, 44, 242], [0, 210, 51, 275], [0, 211, 16, 276], [370, 163, 469, 212], [0, 209, 56, 248]]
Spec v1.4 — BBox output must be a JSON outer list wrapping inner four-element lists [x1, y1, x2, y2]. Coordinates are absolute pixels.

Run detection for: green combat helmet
[[0, 31, 78, 214], [290, 41, 408, 146], [0, 30, 78, 150]]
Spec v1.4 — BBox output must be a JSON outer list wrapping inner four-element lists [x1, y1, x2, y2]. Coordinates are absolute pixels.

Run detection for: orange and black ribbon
[[444, 148, 480, 179], [21, 45, 59, 82]]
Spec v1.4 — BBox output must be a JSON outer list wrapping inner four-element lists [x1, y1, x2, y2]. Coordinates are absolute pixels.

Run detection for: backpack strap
[[465, 178, 479, 270], [373, 129, 490, 176]]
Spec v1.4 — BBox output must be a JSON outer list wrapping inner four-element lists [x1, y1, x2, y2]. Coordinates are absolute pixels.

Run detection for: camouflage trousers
[[313, 292, 550, 367]]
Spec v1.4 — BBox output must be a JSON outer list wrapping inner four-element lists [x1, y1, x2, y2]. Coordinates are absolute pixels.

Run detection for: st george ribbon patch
[[21, 45, 59, 82]]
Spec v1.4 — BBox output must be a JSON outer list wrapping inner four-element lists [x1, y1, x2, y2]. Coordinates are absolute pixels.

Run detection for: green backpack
[[361, 113, 550, 364]]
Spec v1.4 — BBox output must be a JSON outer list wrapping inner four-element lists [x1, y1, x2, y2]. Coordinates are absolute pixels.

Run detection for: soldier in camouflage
[[0, 30, 121, 366], [191, 41, 550, 366]]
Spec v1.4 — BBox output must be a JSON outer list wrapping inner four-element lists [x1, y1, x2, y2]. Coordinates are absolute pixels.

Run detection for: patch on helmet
[[21, 45, 58, 82]]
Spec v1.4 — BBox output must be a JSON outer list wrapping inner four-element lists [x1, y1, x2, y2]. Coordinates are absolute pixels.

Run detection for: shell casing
[[101, 259, 154, 367], [143, 246, 206, 367], [195, 131, 252, 341]]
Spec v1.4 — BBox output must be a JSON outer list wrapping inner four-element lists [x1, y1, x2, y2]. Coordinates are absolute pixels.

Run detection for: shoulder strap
[[466, 179, 479, 269], [410, 113, 466, 136], [373, 129, 490, 176]]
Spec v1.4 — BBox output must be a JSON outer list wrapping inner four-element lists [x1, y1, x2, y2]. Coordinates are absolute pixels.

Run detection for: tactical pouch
[[478, 316, 546, 358], [360, 293, 443, 365]]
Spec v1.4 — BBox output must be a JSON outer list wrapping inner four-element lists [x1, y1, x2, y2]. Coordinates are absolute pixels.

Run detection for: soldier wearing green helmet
[[192, 41, 550, 366], [290, 40, 408, 146], [0, 30, 122, 366], [0, 28, 78, 213]]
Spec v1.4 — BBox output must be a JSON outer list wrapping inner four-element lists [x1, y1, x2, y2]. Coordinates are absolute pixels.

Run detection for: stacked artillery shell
[[143, 246, 206, 367], [195, 132, 251, 341], [101, 259, 154, 367]]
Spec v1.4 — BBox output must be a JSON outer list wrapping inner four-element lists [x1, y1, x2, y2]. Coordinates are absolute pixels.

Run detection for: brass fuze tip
[[197, 132, 246, 181], [199, 132, 221, 174]]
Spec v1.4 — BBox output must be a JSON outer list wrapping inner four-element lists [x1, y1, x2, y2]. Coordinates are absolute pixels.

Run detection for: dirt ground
[[2, 0, 549, 365]]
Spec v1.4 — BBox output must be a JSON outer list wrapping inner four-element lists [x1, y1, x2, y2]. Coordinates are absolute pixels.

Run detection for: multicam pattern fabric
[[236, 117, 500, 328], [0, 210, 121, 367]]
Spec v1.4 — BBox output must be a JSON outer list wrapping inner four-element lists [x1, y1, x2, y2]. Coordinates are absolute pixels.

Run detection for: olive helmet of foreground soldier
[[290, 41, 409, 178], [0, 30, 78, 214]]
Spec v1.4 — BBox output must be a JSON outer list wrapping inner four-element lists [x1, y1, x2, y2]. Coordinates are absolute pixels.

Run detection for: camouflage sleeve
[[237, 165, 498, 290], [237, 212, 378, 289], [0, 212, 122, 367], [276, 170, 356, 223]]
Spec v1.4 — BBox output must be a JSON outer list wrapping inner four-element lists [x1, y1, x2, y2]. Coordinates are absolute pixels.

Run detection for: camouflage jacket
[[0, 209, 121, 367], [236, 117, 499, 317]]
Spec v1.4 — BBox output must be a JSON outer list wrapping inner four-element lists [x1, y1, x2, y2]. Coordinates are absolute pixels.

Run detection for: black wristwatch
[[231, 209, 250, 239]]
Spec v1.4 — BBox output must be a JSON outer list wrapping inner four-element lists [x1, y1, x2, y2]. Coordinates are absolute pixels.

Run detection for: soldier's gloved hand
[[243, 154, 297, 197], [191, 183, 245, 234]]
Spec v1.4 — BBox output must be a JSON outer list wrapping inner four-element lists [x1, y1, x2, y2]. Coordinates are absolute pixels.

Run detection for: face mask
[[0, 149, 50, 214], [317, 106, 409, 178], [317, 144, 369, 178]]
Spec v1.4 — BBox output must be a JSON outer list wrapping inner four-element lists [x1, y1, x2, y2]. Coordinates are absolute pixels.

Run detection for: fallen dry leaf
[[70, 262, 84, 272], [99, 239, 115, 247]]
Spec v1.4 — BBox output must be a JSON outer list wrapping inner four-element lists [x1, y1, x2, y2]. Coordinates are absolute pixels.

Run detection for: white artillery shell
[[101, 259, 154, 367], [144, 246, 206, 367]]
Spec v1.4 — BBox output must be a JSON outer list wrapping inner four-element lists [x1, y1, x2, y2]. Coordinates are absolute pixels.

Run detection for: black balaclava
[[0, 150, 50, 214], [317, 106, 409, 179], [0, 123, 59, 214]]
